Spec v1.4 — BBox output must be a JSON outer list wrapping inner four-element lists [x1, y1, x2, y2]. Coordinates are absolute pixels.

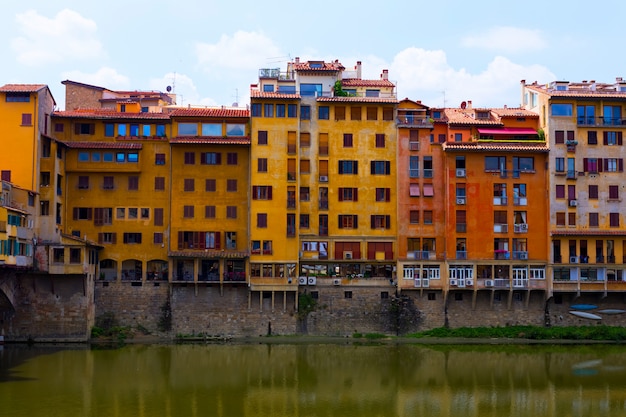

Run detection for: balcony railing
[[577, 116, 626, 126], [319, 199, 329, 210], [287, 198, 296, 209], [456, 250, 467, 260], [494, 250, 509, 260], [456, 224, 467, 233], [396, 116, 433, 128], [224, 272, 246, 282]]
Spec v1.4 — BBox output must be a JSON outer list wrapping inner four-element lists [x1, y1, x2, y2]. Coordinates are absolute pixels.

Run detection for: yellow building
[[250, 58, 398, 301], [522, 79, 626, 298]]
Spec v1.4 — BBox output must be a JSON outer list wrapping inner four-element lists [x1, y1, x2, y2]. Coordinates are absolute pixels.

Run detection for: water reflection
[[1, 343, 626, 417]]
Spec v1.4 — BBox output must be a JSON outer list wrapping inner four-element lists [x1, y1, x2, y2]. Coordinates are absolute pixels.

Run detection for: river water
[[1, 341, 626, 417]]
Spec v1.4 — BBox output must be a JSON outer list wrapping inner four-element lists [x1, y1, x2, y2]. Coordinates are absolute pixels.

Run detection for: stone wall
[[2, 274, 93, 342]]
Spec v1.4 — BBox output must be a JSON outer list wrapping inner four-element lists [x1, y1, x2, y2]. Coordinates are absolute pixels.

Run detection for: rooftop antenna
[[442, 90, 447, 108], [232, 88, 239, 107]]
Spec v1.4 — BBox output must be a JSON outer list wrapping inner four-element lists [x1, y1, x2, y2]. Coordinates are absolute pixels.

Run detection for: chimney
[[356, 61, 362, 79], [467, 100, 472, 109], [295, 57, 300, 64], [381, 69, 388, 80]]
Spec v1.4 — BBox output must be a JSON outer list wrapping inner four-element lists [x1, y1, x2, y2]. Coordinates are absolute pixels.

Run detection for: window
[[201, 152, 221, 165], [128, 208, 138, 219], [93, 208, 113, 226], [338, 187, 358, 202], [554, 130, 565, 144], [485, 156, 506, 171], [178, 123, 198, 136], [318, 106, 329, 120], [367, 107, 378, 120], [251, 103, 262, 117], [555, 157, 565, 172], [375, 134, 385, 148], [123, 233, 142, 244], [226, 232, 237, 249], [226, 206, 237, 219], [410, 210, 419, 224], [370, 161, 390, 175], [128, 176, 139, 191], [338, 160, 358, 174], [155, 153, 166, 165], [75, 123, 95, 135], [583, 158, 599, 173], [257, 213, 267, 228], [343, 133, 353, 147], [205, 179, 216, 192], [276, 104, 285, 117], [78, 176, 89, 189], [605, 158, 621, 172], [568, 212, 576, 226], [300, 84, 322, 96], [423, 157, 433, 178], [350, 106, 361, 120], [339, 215, 358, 229], [300, 187, 310, 201], [41, 200, 50, 216], [370, 215, 390, 229], [205, 205, 216, 218], [609, 185, 619, 200], [300, 133, 310, 147], [258, 131, 268, 145], [91, 152, 100, 162], [183, 205, 194, 218], [588, 131, 598, 145], [103, 176, 114, 190], [300, 159, 310, 174], [78, 151, 90, 162], [252, 186, 273, 200], [551, 103, 573, 116], [73, 207, 93, 220], [258, 158, 268, 172], [103, 152, 113, 162], [513, 157, 534, 172], [300, 105, 311, 120], [155, 177, 165, 191], [153, 233, 163, 244], [142, 125, 151, 136], [264, 103, 274, 117], [409, 156, 419, 178], [287, 104, 297, 118], [226, 179, 237, 192], [375, 188, 390, 202], [6, 92, 30, 102], [184, 178, 195, 192], [154, 208, 163, 226], [556, 212, 565, 226], [555, 185, 565, 199], [588, 185, 598, 199], [589, 212, 599, 227], [300, 214, 310, 228], [53, 248, 64, 263], [335, 106, 345, 120], [40, 171, 50, 186], [610, 213, 620, 227], [184, 152, 195, 165]]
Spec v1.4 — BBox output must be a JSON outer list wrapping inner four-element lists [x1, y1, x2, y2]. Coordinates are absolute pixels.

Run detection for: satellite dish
[[460, 101, 467, 109], [166, 86, 172, 92]]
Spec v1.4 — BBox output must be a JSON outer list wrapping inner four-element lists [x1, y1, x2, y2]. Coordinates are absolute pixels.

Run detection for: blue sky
[[1, 0, 625, 110]]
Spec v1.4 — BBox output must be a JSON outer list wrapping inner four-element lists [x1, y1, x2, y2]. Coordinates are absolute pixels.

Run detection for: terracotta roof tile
[[61, 141, 143, 150], [250, 90, 300, 99], [552, 230, 626, 237], [341, 78, 395, 88], [491, 108, 539, 117], [168, 250, 249, 258], [293, 61, 344, 72], [53, 109, 170, 119], [0, 84, 47, 93], [168, 108, 249, 118], [170, 137, 251, 145], [442, 142, 549, 153], [317, 96, 398, 104], [526, 83, 626, 99]]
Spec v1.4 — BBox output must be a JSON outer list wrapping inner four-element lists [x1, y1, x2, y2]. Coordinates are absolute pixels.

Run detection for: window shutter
[[620, 159, 624, 172], [216, 153, 222, 164], [354, 215, 358, 228], [112, 233, 117, 244], [268, 186, 273, 200], [598, 159, 603, 172], [583, 158, 588, 172], [354, 188, 358, 201], [385, 161, 390, 174], [385, 215, 391, 229], [98, 233, 103, 244], [215, 232, 221, 249], [386, 189, 390, 202], [619, 132, 623, 145], [252, 186, 257, 199], [338, 189, 344, 201], [89, 124, 95, 134], [338, 162, 344, 174], [74, 124, 80, 134], [370, 161, 375, 174], [73, 207, 79, 220], [338, 216, 343, 229], [178, 231, 183, 250], [370, 215, 375, 229], [604, 159, 609, 171], [603, 132, 608, 145], [354, 161, 358, 175]]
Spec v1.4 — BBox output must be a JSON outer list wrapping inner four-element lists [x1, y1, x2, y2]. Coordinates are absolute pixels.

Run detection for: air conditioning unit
[[307, 276, 317, 285], [456, 197, 466, 205], [519, 252, 528, 260], [520, 223, 528, 231], [298, 277, 307, 285], [333, 278, 341, 286], [449, 279, 458, 286], [456, 168, 466, 178], [485, 280, 494, 287], [570, 256, 579, 264], [343, 251, 353, 260], [422, 278, 430, 288], [466, 278, 474, 286], [319, 175, 329, 182], [458, 279, 466, 288], [413, 278, 421, 288], [569, 199, 578, 207]]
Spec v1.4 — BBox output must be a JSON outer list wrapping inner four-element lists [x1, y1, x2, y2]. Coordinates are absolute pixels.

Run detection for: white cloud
[[461, 26, 547, 53], [195, 31, 283, 75], [149, 72, 212, 107], [388, 47, 554, 108], [11, 9, 105, 66], [61, 67, 130, 91]]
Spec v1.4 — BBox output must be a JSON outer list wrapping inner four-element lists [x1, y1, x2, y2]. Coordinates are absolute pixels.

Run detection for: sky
[[2, 0, 625, 111]]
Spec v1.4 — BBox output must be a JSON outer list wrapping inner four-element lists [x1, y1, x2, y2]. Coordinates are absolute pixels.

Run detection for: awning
[[477, 127, 538, 135]]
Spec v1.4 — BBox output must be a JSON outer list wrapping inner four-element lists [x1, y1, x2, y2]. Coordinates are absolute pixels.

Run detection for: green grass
[[407, 325, 626, 341]]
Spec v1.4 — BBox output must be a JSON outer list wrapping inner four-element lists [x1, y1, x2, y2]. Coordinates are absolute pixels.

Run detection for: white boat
[[569, 310, 602, 320], [597, 309, 626, 315]]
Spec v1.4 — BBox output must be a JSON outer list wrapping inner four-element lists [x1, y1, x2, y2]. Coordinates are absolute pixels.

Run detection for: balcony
[[456, 250, 467, 260], [513, 223, 528, 233], [287, 198, 296, 209], [512, 251, 529, 260], [198, 272, 220, 282], [513, 197, 527, 206], [396, 115, 433, 128], [493, 196, 508, 206], [577, 116, 626, 127], [494, 224, 508, 233], [224, 271, 246, 282], [494, 250, 509, 260], [566, 170, 577, 179]]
